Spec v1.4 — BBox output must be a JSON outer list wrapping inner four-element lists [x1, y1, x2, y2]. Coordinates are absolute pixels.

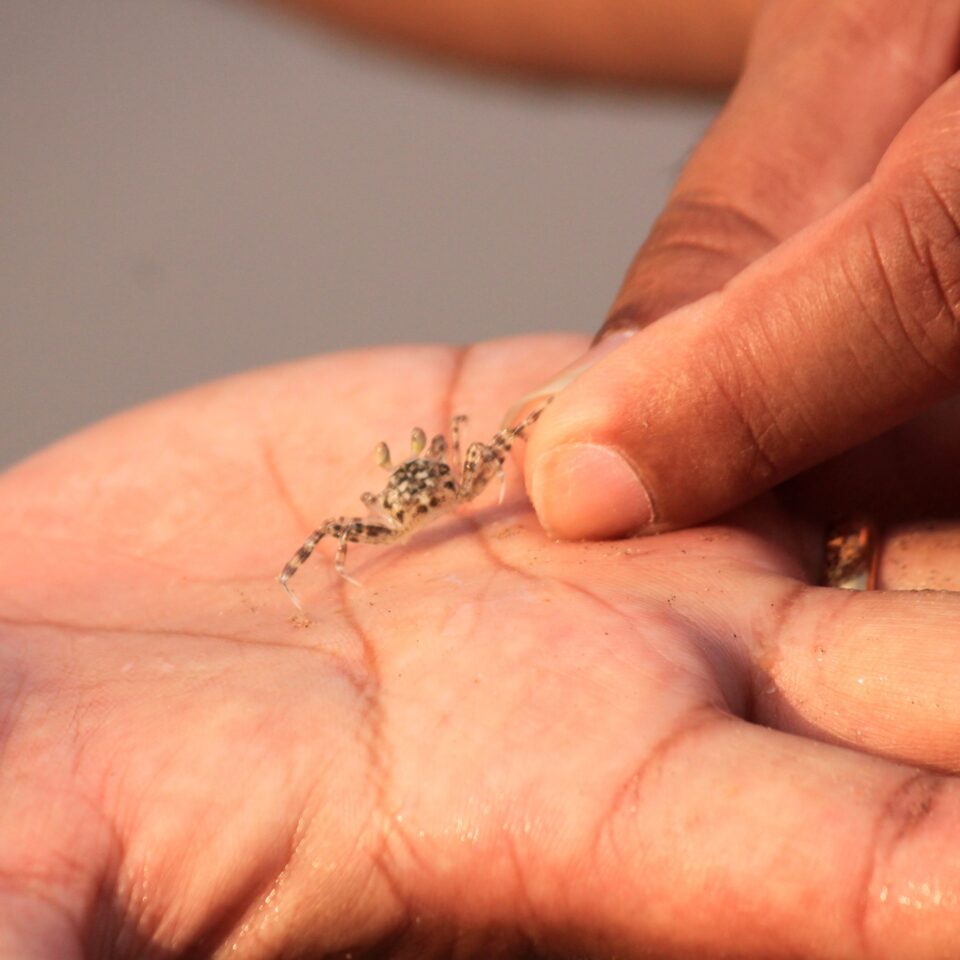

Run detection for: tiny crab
[[277, 402, 548, 607]]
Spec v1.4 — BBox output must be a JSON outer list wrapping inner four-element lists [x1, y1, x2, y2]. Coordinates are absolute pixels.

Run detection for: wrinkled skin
[[2, 335, 960, 960]]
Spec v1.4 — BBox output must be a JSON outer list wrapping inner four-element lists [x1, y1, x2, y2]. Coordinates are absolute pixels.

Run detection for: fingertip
[[530, 442, 655, 540]]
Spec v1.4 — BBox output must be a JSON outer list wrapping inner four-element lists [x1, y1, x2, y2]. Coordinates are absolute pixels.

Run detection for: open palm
[[2, 335, 960, 959]]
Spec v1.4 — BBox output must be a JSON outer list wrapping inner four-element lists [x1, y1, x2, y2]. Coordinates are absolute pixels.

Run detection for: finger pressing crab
[[277, 401, 549, 608]]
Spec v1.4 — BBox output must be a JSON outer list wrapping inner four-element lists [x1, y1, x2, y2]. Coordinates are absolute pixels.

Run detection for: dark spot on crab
[[429, 496, 439, 507], [444, 480, 456, 490], [396, 509, 405, 522], [416, 505, 428, 515]]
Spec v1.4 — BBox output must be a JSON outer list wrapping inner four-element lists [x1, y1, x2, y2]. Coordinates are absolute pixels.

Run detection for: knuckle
[[647, 191, 780, 267], [605, 193, 780, 337]]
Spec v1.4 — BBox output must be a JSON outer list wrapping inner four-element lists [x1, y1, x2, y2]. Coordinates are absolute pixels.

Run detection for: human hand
[[3, 336, 960, 959], [280, 0, 759, 86], [525, 0, 960, 541]]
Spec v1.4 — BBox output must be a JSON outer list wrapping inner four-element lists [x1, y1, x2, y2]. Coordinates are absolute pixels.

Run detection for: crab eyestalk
[[410, 427, 427, 456], [375, 441, 393, 470]]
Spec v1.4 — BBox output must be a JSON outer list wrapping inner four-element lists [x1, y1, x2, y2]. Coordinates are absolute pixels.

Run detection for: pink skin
[[1, 335, 960, 959]]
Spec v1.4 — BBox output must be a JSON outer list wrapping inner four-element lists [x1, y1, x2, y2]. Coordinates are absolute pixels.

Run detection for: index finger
[[528, 75, 960, 537]]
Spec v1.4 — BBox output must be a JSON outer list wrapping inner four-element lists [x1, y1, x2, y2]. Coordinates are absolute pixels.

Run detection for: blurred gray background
[[1, 0, 721, 468]]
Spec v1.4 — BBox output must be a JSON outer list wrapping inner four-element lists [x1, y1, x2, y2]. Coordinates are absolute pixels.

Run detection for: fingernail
[[532, 443, 654, 539], [501, 329, 636, 428]]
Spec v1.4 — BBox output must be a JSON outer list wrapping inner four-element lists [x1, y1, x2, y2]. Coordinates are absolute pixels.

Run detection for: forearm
[[266, 0, 761, 86]]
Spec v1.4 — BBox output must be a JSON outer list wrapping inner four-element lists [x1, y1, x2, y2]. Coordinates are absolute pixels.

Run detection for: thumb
[[527, 73, 960, 538]]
